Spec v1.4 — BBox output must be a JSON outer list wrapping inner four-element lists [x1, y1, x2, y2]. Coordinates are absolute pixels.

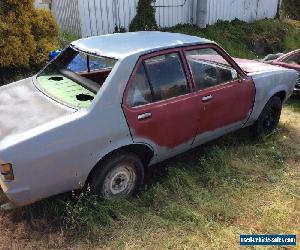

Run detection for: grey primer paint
[[0, 32, 297, 208]]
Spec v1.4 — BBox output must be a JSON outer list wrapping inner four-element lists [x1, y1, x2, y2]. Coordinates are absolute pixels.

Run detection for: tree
[[0, 0, 59, 69], [129, 0, 158, 32]]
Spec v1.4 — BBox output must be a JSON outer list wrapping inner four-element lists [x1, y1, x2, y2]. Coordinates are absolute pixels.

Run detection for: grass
[[0, 19, 300, 249]]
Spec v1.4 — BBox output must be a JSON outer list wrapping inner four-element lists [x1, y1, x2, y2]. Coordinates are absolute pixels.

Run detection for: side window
[[186, 48, 238, 91], [144, 52, 189, 101], [67, 53, 117, 73], [89, 56, 116, 71], [126, 64, 153, 107], [67, 52, 88, 72]]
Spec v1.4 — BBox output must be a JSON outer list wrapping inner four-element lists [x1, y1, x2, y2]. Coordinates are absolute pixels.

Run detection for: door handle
[[138, 112, 152, 120], [202, 95, 213, 102]]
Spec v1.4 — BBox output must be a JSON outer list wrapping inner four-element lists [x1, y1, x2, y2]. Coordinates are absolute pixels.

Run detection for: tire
[[251, 96, 282, 137], [89, 152, 144, 200]]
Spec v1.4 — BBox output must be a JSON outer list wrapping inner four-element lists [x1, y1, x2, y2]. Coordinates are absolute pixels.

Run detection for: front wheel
[[89, 152, 144, 200], [251, 96, 282, 137]]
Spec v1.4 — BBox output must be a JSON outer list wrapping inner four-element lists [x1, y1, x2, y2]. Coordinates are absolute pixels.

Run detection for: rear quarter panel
[[244, 67, 298, 126], [0, 105, 133, 205]]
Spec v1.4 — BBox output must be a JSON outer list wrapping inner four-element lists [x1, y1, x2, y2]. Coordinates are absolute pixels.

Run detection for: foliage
[[58, 32, 80, 48], [0, 0, 59, 69], [114, 25, 126, 33], [164, 19, 300, 58], [281, 0, 300, 20], [129, 0, 158, 31], [31, 9, 59, 66]]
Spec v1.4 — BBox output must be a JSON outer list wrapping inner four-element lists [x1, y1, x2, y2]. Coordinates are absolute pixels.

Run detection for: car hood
[[188, 55, 282, 74], [233, 58, 282, 74], [0, 77, 73, 143]]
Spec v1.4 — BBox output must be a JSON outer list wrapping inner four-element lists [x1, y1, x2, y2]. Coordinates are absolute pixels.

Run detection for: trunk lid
[[0, 77, 73, 142]]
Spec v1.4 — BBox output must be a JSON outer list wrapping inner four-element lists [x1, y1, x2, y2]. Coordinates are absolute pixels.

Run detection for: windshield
[[37, 47, 117, 109]]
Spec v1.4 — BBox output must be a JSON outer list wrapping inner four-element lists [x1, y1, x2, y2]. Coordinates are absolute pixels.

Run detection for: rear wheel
[[89, 152, 144, 200], [251, 96, 282, 137]]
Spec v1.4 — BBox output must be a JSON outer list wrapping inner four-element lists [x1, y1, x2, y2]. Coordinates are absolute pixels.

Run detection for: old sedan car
[[269, 49, 300, 92], [0, 32, 298, 209]]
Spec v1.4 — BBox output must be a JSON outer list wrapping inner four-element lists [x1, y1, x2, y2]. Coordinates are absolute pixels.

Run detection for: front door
[[183, 46, 255, 144], [122, 49, 199, 158]]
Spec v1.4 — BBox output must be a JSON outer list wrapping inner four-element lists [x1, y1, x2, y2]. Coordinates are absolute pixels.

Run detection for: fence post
[[195, 0, 208, 28]]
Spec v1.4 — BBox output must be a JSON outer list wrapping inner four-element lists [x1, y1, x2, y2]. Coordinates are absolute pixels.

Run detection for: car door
[[183, 45, 255, 145], [122, 49, 199, 158]]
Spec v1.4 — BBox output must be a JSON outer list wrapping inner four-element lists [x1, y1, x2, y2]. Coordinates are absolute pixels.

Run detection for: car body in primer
[[0, 32, 298, 208], [269, 49, 300, 92]]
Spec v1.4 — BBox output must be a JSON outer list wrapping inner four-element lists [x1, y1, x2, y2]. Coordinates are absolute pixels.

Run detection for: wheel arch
[[245, 84, 288, 128], [255, 89, 286, 120], [273, 90, 286, 102], [85, 143, 154, 187]]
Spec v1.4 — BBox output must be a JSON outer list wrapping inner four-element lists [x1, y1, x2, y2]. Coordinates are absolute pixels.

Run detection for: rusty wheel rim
[[102, 164, 137, 199]]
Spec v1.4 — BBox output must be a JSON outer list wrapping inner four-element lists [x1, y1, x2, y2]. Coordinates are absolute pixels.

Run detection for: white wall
[[154, 0, 197, 27], [52, 0, 81, 36], [34, 0, 50, 9], [78, 0, 139, 37], [52, 0, 280, 37], [202, 0, 279, 27]]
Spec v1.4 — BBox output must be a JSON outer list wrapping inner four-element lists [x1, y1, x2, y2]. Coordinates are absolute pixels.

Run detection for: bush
[[165, 19, 300, 58], [129, 0, 158, 31], [281, 0, 300, 20], [0, 0, 59, 69]]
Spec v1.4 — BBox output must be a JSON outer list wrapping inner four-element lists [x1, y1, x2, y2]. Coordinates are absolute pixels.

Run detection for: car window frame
[[123, 48, 194, 109], [182, 44, 247, 91], [125, 63, 154, 108]]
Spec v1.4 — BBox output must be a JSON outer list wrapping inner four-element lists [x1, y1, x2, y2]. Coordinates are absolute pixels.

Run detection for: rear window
[[37, 47, 117, 109]]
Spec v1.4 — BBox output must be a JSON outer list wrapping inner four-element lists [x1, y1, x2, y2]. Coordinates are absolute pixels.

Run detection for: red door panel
[[123, 94, 199, 148], [123, 49, 199, 149], [195, 77, 255, 134], [181, 44, 255, 140]]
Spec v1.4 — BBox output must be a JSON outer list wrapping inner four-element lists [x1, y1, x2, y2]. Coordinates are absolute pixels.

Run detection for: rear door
[[183, 45, 255, 145], [122, 49, 199, 158]]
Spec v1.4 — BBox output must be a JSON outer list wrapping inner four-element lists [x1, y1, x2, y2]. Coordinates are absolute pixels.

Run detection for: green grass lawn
[[0, 19, 299, 249]]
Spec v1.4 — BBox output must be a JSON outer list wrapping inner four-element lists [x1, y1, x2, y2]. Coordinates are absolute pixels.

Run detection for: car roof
[[70, 31, 213, 59]]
